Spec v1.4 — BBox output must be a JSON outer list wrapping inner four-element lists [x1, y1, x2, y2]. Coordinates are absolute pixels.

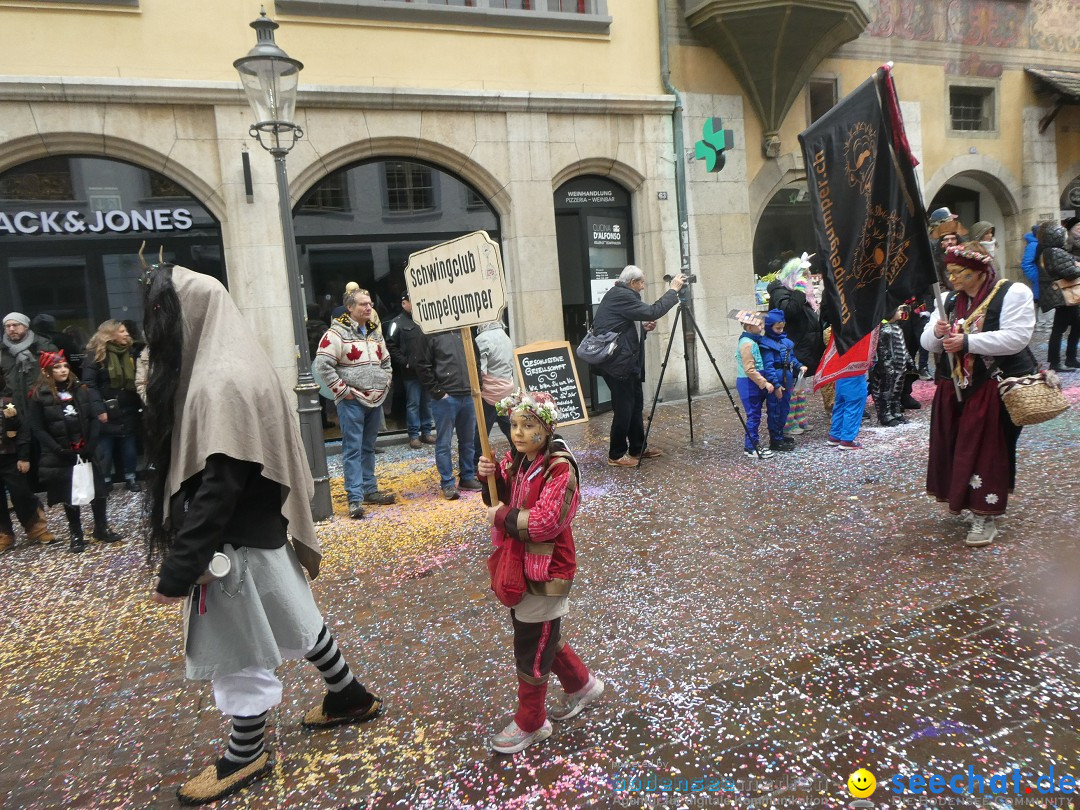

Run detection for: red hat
[[39, 350, 67, 369]]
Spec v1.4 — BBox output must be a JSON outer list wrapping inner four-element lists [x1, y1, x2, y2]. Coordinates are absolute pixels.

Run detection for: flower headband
[[495, 390, 560, 432], [944, 245, 994, 274]]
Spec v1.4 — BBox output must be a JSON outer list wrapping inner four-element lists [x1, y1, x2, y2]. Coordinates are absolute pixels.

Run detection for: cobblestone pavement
[[0, 371, 1077, 810]]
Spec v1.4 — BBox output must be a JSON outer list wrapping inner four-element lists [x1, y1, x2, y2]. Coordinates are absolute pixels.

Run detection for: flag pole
[[931, 283, 963, 402]]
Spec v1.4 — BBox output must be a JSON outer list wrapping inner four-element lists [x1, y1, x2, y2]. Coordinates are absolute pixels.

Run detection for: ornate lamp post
[[234, 10, 332, 520]]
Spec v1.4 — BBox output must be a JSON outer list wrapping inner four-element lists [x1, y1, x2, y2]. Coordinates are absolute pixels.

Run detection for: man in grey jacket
[[313, 289, 394, 519]]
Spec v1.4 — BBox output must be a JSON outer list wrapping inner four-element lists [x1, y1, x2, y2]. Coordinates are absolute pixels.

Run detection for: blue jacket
[[759, 331, 803, 389], [1021, 229, 1039, 300]]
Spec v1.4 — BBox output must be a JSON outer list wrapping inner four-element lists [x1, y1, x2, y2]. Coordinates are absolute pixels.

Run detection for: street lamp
[[235, 9, 332, 520]]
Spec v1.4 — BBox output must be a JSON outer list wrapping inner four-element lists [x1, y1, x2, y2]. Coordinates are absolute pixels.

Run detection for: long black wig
[[141, 263, 183, 566]]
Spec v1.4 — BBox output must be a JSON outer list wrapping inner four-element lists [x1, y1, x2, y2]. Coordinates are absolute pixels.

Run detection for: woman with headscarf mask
[[142, 265, 383, 805], [766, 254, 823, 434], [920, 245, 1036, 548]]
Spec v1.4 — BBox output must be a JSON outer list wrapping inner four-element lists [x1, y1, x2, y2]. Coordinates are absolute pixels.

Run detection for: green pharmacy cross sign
[[695, 117, 735, 172]]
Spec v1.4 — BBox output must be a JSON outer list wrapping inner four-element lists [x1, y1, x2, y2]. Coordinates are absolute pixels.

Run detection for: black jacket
[[410, 329, 480, 399], [385, 311, 424, 379], [1036, 223, 1080, 312], [28, 382, 100, 485], [0, 388, 31, 460], [156, 455, 290, 598], [591, 282, 679, 380], [766, 281, 825, 371], [1, 335, 58, 406], [82, 353, 141, 437]]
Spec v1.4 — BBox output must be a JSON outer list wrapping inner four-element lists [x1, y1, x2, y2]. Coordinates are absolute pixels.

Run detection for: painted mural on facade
[[866, 0, 1079, 54]]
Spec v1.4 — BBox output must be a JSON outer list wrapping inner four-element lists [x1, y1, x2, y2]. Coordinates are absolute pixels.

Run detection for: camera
[[663, 273, 697, 284]]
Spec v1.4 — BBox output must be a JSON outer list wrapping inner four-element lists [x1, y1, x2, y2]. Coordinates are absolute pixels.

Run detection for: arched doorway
[[293, 157, 501, 435], [553, 175, 634, 411], [752, 183, 818, 304], [926, 165, 1021, 275], [0, 155, 224, 370]]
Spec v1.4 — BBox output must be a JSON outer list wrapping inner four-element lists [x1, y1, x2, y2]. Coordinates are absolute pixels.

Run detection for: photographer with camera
[[591, 265, 686, 468]]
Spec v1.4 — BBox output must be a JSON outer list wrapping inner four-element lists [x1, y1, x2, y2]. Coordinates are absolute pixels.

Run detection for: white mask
[[980, 240, 996, 257]]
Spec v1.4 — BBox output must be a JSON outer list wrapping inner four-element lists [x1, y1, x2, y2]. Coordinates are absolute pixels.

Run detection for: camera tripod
[[641, 293, 769, 459]]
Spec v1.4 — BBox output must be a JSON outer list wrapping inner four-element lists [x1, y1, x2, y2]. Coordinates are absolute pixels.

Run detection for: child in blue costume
[[759, 309, 807, 452], [733, 312, 774, 459]]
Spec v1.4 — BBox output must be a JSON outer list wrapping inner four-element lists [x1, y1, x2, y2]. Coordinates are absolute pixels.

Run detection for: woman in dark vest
[[920, 245, 1036, 549], [28, 351, 121, 552]]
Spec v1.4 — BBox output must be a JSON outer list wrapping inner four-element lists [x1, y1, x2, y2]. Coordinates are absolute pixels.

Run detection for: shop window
[[275, 0, 610, 34], [147, 174, 188, 199], [807, 77, 838, 125], [949, 86, 995, 132], [0, 157, 74, 202], [300, 174, 350, 212], [384, 162, 435, 213]]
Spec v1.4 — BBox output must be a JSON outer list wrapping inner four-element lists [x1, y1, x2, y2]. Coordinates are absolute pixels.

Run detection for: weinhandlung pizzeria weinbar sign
[[405, 231, 507, 334]]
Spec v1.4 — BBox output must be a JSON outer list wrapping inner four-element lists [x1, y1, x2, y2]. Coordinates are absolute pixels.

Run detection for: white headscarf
[[164, 266, 321, 577]]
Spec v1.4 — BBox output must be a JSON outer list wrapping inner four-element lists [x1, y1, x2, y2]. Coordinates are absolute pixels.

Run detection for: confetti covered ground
[[1, 348, 1077, 809]]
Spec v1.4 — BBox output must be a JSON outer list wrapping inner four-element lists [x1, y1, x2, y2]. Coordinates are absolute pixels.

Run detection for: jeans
[[404, 376, 434, 439], [430, 394, 477, 489], [336, 397, 382, 503], [830, 375, 868, 442], [474, 400, 512, 467], [98, 433, 138, 482], [602, 374, 645, 460], [1047, 305, 1080, 367]]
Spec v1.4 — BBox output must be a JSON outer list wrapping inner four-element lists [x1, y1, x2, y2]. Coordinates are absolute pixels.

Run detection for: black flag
[[799, 67, 937, 355]]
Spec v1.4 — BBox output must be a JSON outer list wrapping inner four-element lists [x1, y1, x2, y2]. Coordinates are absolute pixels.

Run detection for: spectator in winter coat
[[83, 320, 143, 492], [384, 293, 434, 449], [2, 312, 58, 406], [29, 351, 120, 553], [1021, 226, 1040, 304], [766, 254, 822, 435], [589, 266, 685, 468], [473, 321, 515, 468], [0, 369, 58, 551], [410, 328, 483, 500], [313, 288, 395, 519], [1036, 222, 1080, 372]]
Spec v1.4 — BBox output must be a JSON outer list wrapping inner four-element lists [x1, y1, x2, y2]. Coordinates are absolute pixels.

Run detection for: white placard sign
[[405, 231, 507, 335]]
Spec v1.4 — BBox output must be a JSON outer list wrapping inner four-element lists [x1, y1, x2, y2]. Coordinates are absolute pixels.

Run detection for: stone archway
[[926, 155, 1022, 276], [0, 132, 227, 222], [290, 136, 511, 223]]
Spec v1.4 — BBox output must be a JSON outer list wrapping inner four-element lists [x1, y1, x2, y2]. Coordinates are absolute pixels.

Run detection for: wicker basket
[[997, 371, 1070, 426]]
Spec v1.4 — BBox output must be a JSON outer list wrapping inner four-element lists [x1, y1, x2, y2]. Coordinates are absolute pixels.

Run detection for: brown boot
[[0, 528, 14, 553], [23, 507, 58, 545]]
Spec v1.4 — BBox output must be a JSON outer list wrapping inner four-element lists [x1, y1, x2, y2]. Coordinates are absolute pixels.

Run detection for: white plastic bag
[[71, 458, 95, 506]]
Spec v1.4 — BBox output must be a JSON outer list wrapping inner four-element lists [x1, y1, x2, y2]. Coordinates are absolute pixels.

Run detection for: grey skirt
[[185, 543, 324, 681]]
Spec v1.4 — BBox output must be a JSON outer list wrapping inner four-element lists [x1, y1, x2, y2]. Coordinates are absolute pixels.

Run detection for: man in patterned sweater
[[314, 288, 394, 519]]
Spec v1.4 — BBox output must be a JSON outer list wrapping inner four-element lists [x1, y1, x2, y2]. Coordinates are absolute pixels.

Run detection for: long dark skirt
[[926, 378, 1021, 516]]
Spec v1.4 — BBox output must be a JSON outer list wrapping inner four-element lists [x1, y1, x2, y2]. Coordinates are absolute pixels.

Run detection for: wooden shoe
[[176, 752, 273, 806], [302, 695, 383, 730]]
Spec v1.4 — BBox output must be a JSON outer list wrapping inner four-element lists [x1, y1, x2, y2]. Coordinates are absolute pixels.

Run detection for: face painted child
[[49, 360, 71, 384], [510, 411, 549, 461]]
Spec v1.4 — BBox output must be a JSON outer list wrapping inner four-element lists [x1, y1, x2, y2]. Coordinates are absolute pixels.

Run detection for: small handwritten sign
[[512, 341, 588, 427]]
